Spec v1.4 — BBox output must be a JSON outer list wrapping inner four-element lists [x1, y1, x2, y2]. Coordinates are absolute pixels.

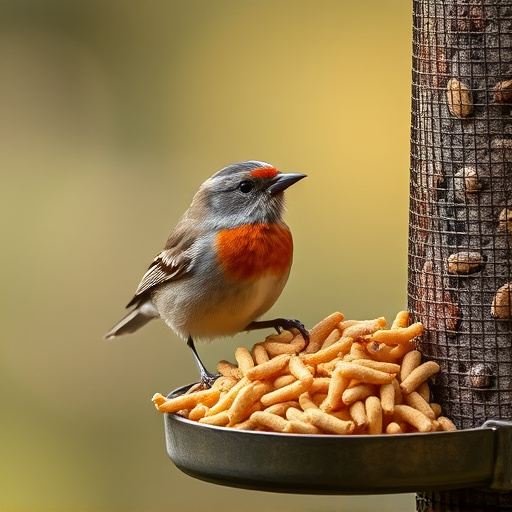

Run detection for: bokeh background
[[0, 1, 414, 511]]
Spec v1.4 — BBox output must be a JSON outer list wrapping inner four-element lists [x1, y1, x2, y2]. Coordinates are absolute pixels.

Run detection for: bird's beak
[[267, 173, 307, 195]]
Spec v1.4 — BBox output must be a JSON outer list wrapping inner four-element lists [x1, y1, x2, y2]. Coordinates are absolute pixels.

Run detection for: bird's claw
[[199, 370, 221, 389], [244, 317, 310, 345], [276, 318, 310, 343]]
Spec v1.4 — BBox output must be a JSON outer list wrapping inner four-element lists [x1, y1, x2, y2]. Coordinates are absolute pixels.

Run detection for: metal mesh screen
[[409, 0, 512, 509]]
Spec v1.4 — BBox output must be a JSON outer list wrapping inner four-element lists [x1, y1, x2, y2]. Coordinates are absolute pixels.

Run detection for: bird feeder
[[162, 0, 512, 507], [410, 0, 512, 509]]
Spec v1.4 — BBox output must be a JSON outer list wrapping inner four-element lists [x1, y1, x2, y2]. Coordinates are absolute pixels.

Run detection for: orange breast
[[215, 223, 293, 281]]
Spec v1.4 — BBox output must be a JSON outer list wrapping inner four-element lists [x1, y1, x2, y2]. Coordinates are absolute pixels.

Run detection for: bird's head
[[192, 161, 306, 229]]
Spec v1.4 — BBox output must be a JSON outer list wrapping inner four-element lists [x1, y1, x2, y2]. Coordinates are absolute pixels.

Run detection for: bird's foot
[[187, 336, 220, 389], [198, 369, 221, 389], [244, 318, 309, 343]]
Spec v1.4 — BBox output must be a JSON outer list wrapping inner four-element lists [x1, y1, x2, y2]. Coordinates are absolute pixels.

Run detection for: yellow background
[[0, 1, 413, 510]]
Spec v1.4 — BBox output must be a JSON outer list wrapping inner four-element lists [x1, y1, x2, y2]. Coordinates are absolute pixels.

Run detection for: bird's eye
[[239, 180, 254, 193]]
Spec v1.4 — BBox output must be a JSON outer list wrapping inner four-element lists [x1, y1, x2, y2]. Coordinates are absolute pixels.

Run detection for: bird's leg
[[186, 336, 220, 388], [244, 318, 309, 343]]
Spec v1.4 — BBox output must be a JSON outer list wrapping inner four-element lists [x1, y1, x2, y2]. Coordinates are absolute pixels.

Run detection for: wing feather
[[125, 219, 199, 308]]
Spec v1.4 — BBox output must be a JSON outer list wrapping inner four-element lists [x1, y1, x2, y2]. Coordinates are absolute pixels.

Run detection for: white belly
[[190, 272, 289, 338], [153, 271, 289, 340]]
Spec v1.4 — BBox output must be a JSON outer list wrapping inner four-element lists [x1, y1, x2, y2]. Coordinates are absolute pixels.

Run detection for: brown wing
[[125, 218, 198, 308]]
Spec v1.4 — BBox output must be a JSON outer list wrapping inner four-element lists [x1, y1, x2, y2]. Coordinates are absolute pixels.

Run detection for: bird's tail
[[104, 301, 159, 339]]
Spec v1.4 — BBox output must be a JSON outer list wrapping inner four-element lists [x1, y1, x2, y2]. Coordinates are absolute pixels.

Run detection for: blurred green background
[[0, 1, 413, 510]]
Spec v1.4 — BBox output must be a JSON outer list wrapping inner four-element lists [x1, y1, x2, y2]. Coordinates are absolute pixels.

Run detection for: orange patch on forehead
[[215, 223, 293, 282], [250, 166, 279, 179]]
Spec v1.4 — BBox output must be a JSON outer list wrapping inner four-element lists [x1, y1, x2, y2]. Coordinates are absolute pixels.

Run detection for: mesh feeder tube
[[408, 0, 512, 510]]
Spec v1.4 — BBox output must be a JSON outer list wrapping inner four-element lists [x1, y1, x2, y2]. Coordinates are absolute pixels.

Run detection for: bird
[[105, 160, 308, 387]]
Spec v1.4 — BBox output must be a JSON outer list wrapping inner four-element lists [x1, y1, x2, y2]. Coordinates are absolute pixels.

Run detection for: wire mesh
[[409, 0, 512, 509]]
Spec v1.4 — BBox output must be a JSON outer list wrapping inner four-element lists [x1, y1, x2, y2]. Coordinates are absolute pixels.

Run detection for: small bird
[[105, 161, 308, 386]]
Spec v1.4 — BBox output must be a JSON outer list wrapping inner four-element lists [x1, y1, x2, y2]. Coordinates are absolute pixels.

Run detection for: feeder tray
[[163, 384, 512, 495]]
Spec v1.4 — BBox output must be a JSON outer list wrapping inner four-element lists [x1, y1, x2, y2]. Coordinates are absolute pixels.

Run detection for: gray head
[[191, 161, 306, 230]]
